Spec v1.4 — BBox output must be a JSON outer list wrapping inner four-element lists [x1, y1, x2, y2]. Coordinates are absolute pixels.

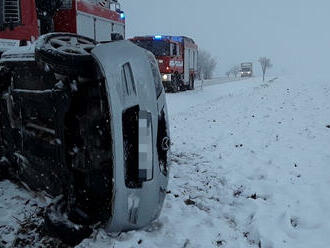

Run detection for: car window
[[147, 54, 163, 98], [121, 63, 136, 96]]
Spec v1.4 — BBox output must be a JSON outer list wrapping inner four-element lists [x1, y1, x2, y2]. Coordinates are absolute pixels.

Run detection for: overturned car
[[0, 33, 170, 244]]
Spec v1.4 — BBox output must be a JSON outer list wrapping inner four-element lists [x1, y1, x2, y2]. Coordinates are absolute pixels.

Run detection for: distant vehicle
[[130, 35, 198, 92], [0, 0, 126, 54], [0, 33, 170, 245], [240, 62, 253, 77]]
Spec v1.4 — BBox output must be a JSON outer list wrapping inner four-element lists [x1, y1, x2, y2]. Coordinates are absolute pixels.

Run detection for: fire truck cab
[[0, 0, 125, 53], [131, 35, 198, 92]]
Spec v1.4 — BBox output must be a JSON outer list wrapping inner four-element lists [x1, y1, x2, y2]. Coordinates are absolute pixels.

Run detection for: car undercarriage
[[0, 52, 114, 244]]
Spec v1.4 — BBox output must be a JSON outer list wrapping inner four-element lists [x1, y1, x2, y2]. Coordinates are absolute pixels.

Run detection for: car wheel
[[35, 33, 98, 77], [44, 198, 93, 246]]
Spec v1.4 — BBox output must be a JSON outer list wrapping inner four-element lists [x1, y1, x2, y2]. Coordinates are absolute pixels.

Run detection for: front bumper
[[241, 73, 252, 77]]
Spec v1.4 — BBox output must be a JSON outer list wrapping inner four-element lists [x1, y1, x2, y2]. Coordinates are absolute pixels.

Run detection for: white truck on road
[[240, 62, 253, 77]]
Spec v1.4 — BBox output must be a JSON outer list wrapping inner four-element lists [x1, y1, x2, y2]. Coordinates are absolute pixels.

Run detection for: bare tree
[[230, 65, 240, 78], [197, 50, 217, 80], [258, 57, 272, 82], [225, 70, 231, 78]]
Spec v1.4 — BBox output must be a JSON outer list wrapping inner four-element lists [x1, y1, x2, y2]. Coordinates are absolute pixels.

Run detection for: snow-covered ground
[[1, 76, 330, 248]]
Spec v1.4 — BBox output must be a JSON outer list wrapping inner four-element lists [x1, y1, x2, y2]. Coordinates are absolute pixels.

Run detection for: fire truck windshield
[[0, 0, 22, 28], [133, 40, 170, 56]]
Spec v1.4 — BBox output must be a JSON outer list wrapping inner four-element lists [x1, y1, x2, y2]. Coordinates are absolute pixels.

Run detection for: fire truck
[[0, 0, 125, 52], [130, 35, 198, 92]]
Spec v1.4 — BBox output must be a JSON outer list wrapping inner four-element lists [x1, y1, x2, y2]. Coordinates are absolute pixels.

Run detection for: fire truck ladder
[[3, 0, 20, 23]]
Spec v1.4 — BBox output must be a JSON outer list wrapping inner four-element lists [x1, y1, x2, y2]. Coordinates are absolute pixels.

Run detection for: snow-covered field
[[1, 76, 330, 248]]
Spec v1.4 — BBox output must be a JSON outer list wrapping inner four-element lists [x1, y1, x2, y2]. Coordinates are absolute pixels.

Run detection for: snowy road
[[194, 76, 249, 89], [1, 76, 330, 248]]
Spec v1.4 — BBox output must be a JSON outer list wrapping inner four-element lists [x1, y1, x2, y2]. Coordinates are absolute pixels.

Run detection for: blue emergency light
[[154, 35, 162, 40], [120, 13, 125, 19]]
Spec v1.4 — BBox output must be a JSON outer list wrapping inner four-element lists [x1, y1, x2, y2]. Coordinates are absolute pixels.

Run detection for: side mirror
[[138, 111, 153, 181]]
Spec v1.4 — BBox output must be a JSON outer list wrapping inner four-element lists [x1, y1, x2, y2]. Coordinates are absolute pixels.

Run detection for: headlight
[[158, 60, 164, 64], [162, 74, 171, 81]]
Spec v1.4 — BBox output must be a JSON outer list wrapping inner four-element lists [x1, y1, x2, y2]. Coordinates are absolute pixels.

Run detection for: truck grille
[[3, 0, 20, 23], [60, 0, 73, 9]]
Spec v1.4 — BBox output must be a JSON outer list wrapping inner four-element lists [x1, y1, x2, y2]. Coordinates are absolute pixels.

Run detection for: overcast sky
[[121, 0, 330, 77]]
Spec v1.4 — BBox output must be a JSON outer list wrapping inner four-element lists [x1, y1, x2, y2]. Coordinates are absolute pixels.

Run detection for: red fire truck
[[130, 35, 198, 92], [0, 0, 125, 52]]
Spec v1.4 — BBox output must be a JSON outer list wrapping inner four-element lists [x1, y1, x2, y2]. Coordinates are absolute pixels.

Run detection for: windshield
[[241, 67, 251, 72], [133, 40, 170, 56], [0, 0, 21, 28], [0, 1, 4, 27]]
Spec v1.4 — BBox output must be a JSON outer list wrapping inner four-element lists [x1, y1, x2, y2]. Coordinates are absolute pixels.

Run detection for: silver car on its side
[[0, 33, 170, 245]]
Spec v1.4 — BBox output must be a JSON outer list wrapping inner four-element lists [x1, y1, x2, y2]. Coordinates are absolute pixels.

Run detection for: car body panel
[[91, 40, 169, 231]]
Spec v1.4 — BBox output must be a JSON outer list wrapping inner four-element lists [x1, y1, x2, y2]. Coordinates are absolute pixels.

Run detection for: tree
[[230, 65, 240, 78], [225, 70, 231, 78], [258, 57, 272, 82], [197, 50, 217, 80]]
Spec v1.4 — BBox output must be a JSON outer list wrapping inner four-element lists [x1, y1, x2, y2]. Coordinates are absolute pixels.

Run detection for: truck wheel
[[188, 76, 194, 90], [171, 78, 180, 93], [44, 198, 93, 246], [35, 33, 98, 77]]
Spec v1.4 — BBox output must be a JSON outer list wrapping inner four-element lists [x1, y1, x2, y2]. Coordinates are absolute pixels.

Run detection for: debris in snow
[[248, 193, 257, 200], [215, 240, 226, 247], [184, 199, 195, 206]]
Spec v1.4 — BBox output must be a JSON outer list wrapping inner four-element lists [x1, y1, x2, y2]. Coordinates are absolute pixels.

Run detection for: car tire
[[44, 198, 93, 246], [35, 33, 98, 77]]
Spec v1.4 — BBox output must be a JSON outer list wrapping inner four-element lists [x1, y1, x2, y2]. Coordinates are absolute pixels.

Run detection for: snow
[[1, 75, 330, 247], [0, 45, 35, 62]]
